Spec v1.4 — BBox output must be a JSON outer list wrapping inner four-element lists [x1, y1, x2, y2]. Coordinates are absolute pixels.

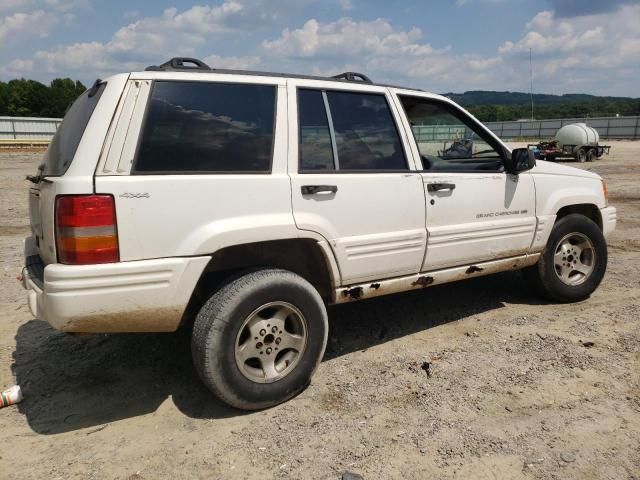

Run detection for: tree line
[[1, 78, 639, 122], [0, 78, 86, 118], [446, 90, 640, 122], [466, 100, 640, 122]]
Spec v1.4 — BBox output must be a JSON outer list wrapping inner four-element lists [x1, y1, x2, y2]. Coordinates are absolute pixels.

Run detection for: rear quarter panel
[[34, 74, 129, 265], [94, 77, 300, 261]]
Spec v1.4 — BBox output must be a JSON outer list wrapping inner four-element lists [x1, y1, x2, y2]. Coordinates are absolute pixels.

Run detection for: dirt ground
[[0, 141, 638, 480]]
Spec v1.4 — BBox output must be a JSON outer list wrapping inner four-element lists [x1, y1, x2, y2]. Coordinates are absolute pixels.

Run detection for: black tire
[[523, 214, 607, 302], [595, 148, 603, 160], [576, 148, 587, 163], [586, 148, 596, 162], [192, 268, 328, 410]]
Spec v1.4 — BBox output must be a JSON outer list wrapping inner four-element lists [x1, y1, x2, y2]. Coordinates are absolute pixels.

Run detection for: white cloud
[[6, 57, 34, 74], [337, 0, 354, 10], [0, 10, 59, 42], [0, 0, 86, 47], [0, 0, 32, 13], [6, 2, 256, 77], [108, 3, 244, 57], [496, 4, 640, 93], [260, 17, 493, 89], [123, 9, 139, 20], [4, 1, 639, 96], [0, 0, 88, 14], [202, 53, 261, 70], [43, 0, 89, 11], [262, 18, 438, 58], [258, 6, 640, 95]]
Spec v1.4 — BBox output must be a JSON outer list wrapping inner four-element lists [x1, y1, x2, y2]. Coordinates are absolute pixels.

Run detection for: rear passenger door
[[288, 80, 427, 285]]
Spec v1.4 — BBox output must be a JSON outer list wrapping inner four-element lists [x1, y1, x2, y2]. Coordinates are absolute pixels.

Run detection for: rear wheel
[[192, 268, 328, 410], [576, 148, 587, 163], [586, 148, 596, 162], [523, 214, 607, 302]]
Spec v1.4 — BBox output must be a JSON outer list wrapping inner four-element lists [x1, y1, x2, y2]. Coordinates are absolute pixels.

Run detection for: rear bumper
[[601, 206, 617, 238], [21, 237, 210, 333]]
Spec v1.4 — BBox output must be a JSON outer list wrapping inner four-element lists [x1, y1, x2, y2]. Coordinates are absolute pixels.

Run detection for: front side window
[[135, 81, 276, 173], [399, 95, 503, 172], [298, 89, 407, 172]]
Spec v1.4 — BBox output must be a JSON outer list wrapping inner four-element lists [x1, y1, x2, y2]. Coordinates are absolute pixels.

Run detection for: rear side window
[[328, 92, 406, 171], [42, 82, 106, 176], [298, 89, 407, 172], [134, 81, 276, 173], [298, 89, 335, 171]]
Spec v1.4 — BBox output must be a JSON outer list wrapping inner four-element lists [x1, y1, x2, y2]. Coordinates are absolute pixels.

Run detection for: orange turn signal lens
[[55, 195, 119, 264]]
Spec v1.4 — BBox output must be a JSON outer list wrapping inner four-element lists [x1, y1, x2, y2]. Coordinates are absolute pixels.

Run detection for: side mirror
[[504, 147, 536, 174]]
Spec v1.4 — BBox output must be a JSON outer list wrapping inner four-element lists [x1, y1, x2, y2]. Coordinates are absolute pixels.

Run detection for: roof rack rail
[[145, 57, 211, 72], [142, 59, 386, 87], [331, 71, 372, 83]]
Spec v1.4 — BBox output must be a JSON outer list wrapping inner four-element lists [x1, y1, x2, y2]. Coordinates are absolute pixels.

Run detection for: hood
[[529, 160, 601, 180]]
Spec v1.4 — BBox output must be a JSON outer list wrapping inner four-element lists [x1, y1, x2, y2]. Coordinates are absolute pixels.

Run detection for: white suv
[[22, 57, 617, 409]]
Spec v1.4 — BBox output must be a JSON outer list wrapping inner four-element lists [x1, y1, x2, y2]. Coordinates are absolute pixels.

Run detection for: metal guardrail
[[483, 115, 640, 140], [0, 116, 61, 143], [1, 115, 639, 145]]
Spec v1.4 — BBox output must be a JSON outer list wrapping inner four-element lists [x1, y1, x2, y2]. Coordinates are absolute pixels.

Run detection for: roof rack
[[331, 72, 372, 83], [145, 57, 211, 72], [144, 58, 374, 84]]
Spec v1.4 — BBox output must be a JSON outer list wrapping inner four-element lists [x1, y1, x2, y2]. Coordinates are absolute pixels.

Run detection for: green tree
[[5, 79, 49, 116], [0, 82, 8, 115], [43, 78, 86, 117]]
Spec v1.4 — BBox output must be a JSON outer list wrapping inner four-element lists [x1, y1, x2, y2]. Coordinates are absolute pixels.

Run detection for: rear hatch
[[28, 75, 127, 265]]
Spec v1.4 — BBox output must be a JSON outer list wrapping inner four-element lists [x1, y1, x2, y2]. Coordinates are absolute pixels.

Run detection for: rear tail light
[[55, 195, 119, 264]]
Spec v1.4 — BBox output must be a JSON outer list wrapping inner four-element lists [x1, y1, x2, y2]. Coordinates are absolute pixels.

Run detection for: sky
[[0, 0, 639, 96]]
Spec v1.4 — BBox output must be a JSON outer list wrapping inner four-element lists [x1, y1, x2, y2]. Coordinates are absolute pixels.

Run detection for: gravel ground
[[0, 142, 638, 479]]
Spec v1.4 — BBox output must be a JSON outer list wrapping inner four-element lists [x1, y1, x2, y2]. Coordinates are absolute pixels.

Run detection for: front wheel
[[523, 214, 607, 302], [576, 148, 587, 163], [587, 148, 596, 162], [192, 268, 328, 410]]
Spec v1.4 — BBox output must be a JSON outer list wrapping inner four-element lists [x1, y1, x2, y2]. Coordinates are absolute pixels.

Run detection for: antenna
[[529, 48, 534, 121]]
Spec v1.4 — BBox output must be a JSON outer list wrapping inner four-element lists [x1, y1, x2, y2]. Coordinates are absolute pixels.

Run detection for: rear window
[[42, 82, 106, 176], [134, 81, 276, 173]]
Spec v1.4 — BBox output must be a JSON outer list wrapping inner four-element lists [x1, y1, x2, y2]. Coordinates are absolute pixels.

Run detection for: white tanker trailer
[[530, 123, 611, 162]]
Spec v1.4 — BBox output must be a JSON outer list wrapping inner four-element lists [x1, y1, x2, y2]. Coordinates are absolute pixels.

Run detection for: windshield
[[41, 82, 106, 176]]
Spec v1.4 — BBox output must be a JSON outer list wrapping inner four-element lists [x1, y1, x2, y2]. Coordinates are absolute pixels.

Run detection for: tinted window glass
[[399, 96, 502, 172], [135, 81, 276, 173], [327, 91, 406, 171], [298, 89, 334, 171], [42, 82, 106, 176]]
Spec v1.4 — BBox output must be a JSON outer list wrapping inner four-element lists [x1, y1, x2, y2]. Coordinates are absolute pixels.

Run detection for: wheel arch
[[181, 238, 339, 325], [556, 203, 603, 231]]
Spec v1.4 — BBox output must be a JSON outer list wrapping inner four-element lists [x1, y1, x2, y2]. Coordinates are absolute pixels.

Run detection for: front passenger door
[[396, 94, 536, 271]]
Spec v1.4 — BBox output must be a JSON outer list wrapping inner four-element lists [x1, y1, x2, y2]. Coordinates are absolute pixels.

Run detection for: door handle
[[427, 183, 456, 192], [301, 185, 338, 195]]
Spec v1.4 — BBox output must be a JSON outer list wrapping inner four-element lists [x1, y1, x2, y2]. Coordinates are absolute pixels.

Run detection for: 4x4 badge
[[119, 192, 150, 198]]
